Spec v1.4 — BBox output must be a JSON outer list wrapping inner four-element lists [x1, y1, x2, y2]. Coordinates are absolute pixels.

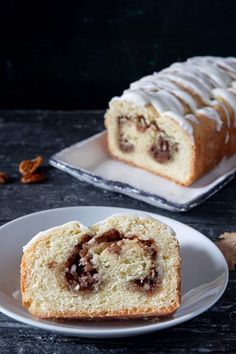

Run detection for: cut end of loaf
[[21, 215, 181, 320], [105, 100, 196, 186]]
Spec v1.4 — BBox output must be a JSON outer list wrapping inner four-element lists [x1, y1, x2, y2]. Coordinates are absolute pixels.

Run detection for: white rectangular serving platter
[[50, 131, 236, 211]]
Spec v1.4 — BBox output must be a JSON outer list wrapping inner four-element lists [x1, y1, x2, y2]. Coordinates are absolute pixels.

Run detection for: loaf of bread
[[105, 57, 236, 185], [21, 214, 181, 319]]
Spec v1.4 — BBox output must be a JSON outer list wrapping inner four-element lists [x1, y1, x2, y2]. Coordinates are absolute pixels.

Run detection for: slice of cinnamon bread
[[21, 214, 181, 319]]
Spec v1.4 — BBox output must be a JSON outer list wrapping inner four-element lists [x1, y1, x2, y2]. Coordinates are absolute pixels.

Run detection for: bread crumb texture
[[21, 215, 181, 319]]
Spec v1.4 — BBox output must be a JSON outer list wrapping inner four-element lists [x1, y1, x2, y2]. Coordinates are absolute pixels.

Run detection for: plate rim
[[49, 131, 236, 212], [0, 206, 229, 338]]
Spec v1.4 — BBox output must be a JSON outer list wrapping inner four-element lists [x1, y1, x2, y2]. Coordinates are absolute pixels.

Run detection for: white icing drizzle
[[162, 66, 213, 94], [147, 90, 185, 115], [196, 65, 229, 88], [132, 76, 198, 112], [213, 88, 236, 127], [117, 56, 236, 141], [187, 57, 231, 87], [197, 107, 223, 131], [171, 89, 198, 112], [116, 90, 148, 107], [218, 102, 231, 128], [225, 132, 230, 144], [167, 63, 216, 90], [185, 114, 199, 124], [158, 73, 211, 104], [228, 87, 236, 96], [216, 59, 236, 79], [124, 88, 184, 115]]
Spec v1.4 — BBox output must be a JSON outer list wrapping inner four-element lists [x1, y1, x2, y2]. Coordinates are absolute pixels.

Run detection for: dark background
[[1, 0, 236, 110]]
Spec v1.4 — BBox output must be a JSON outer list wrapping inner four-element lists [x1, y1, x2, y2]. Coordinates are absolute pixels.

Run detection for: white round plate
[[0, 206, 228, 338]]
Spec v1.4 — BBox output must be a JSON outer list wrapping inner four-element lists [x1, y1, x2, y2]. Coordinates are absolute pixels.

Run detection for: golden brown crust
[[175, 240, 181, 310], [20, 255, 27, 302], [21, 253, 32, 310], [190, 105, 236, 184], [30, 304, 180, 320], [21, 250, 33, 309]]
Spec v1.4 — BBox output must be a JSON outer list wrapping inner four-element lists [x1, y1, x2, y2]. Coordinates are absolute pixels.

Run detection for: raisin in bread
[[105, 56, 236, 186], [21, 214, 181, 319]]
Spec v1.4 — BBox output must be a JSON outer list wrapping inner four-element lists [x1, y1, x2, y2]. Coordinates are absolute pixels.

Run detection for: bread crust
[[27, 302, 180, 320], [21, 217, 181, 320]]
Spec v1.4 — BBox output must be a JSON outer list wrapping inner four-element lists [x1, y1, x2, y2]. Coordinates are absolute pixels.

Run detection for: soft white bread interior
[[105, 100, 195, 186], [21, 214, 181, 319]]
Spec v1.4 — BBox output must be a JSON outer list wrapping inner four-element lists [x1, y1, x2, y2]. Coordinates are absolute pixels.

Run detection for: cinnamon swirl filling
[[65, 229, 160, 294]]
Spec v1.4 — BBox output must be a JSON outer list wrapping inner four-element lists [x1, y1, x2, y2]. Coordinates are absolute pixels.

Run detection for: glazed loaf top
[[111, 56, 236, 144]]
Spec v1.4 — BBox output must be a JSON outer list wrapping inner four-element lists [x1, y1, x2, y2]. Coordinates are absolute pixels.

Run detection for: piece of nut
[[21, 172, 46, 184], [0, 172, 9, 184], [19, 156, 43, 176]]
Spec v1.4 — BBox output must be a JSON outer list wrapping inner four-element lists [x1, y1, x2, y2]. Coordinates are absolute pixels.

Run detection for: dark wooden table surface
[[0, 110, 236, 354]]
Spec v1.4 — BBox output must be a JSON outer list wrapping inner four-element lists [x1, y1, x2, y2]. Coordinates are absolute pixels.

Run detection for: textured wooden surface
[[0, 110, 236, 353]]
